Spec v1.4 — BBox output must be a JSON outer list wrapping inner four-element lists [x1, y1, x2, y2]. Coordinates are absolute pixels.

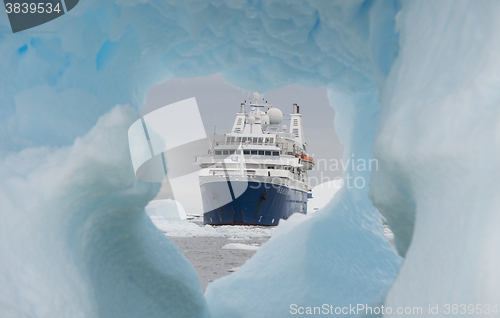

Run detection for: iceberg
[[307, 179, 343, 213], [370, 1, 500, 313], [1, 0, 497, 317], [0, 105, 209, 317], [146, 199, 187, 221]]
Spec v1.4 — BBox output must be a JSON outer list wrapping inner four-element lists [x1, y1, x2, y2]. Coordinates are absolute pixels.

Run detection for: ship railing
[[210, 136, 308, 159], [204, 168, 292, 179], [213, 138, 277, 147], [207, 169, 256, 176], [212, 136, 294, 149]]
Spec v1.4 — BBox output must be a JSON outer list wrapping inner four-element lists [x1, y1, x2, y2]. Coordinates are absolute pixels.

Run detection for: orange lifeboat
[[300, 153, 314, 163], [300, 153, 315, 170]]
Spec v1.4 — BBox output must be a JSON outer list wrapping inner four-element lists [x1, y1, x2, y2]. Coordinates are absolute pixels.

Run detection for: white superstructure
[[196, 94, 314, 193]]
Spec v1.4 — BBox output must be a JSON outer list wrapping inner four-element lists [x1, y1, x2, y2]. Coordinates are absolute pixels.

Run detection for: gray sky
[[145, 73, 343, 213]]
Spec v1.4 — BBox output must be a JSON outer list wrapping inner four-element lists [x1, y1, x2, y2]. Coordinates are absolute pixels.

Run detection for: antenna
[[214, 114, 217, 134], [212, 114, 216, 153]]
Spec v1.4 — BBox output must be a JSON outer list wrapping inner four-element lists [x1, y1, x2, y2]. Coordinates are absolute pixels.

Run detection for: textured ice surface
[[369, 1, 500, 313], [0, 106, 209, 317], [206, 188, 401, 318], [0, 0, 402, 316], [3, 0, 497, 317]]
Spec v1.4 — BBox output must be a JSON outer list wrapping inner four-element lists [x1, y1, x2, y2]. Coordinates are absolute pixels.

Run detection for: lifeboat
[[300, 153, 315, 170]]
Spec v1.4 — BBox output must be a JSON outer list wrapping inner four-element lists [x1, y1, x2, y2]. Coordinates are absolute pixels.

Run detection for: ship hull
[[201, 181, 307, 226]]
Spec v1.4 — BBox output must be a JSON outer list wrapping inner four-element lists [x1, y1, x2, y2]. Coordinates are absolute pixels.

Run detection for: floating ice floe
[[149, 216, 272, 238], [221, 243, 260, 251], [145, 199, 186, 220]]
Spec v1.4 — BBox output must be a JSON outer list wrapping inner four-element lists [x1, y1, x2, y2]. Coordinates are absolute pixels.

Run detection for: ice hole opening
[[143, 73, 346, 290]]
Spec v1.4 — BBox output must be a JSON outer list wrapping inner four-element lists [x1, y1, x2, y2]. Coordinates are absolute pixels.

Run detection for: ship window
[[251, 150, 258, 155], [265, 137, 270, 143], [229, 150, 235, 154], [226, 137, 231, 143], [294, 119, 298, 126], [253, 137, 258, 143], [272, 151, 279, 156], [258, 137, 263, 144], [243, 150, 250, 155], [242, 137, 247, 142], [237, 137, 241, 142], [270, 138, 274, 144], [265, 151, 271, 156], [268, 166, 275, 169], [215, 151, 222, 155], [230, 137, 235, 142], [258, 150, 265, 155], [293, 129, 299, 137], [223, 150, 228, 155]]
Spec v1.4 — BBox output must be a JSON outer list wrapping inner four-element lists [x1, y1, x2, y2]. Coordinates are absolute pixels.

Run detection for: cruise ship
[[196, 93, 314, 226]]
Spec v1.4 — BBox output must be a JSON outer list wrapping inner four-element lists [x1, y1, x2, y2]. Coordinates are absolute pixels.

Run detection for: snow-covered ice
[[221, 243, 259, 251], [307, 179, 343, 213], [150, 213, 396, 244], [145, 199, 187, 220], [150, 217, 272, 238]]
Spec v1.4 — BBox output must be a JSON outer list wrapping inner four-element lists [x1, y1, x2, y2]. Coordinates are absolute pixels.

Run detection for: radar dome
[[248, 116, 256, 124], [252, 92, 260, 100], [261, 114, 270, 125], [267, 108, 283, 125]]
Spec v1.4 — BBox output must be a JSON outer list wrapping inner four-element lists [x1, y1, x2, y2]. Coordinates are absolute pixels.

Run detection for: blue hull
[[201, 181, 307, 225]]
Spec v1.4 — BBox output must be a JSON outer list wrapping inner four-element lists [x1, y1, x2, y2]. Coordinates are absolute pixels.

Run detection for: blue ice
[[2, 0, 497, 317]]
